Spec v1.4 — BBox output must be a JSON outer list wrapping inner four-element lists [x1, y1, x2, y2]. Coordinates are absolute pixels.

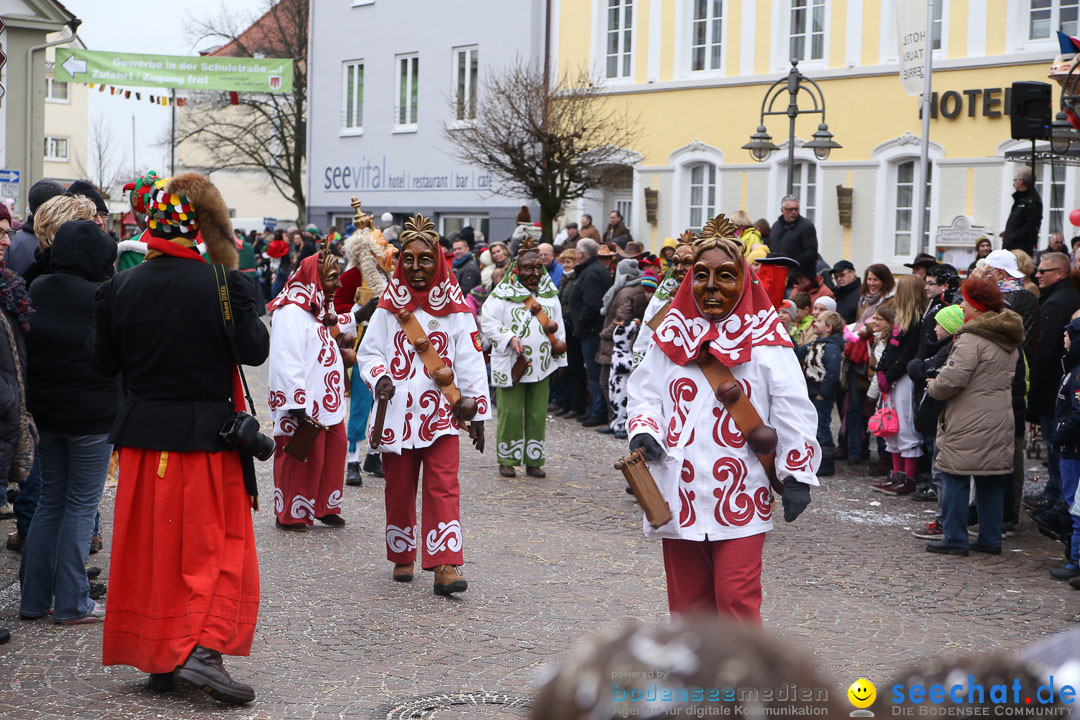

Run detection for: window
[[44, 136, 68, 161], [46, 76, 69, 102], [1035, 162, 1067, 243], [342, 61, 364, 131], [616, 198, 633, 224], [790, 161, 817, 225], [440, 214, 490, 240], [453, 46, 479, 123], [931, 1, 944, 50], [606, 0, 634, 79], [688, 163, 717, 231], [1030, 0, 1079, 40], [789, 0, 825, 62], [395, 53, 419, 129], [893, 160, 932, 256], [691, 0, 724, 72]]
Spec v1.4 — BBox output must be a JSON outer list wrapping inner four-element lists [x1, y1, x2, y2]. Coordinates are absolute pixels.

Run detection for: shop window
[[44, 136, 68, 161], [46, 76, 69, 102], [440, 214, 489, 241], [892, 160, 932, 257], [453, 46, 479, 124], [789, 0, 826, 63], [690, 0, 724, 72], [395, 53, 419, 130], [1030, 0, 1079, 40], [688, 163, 717, 231], [342, 60, 364, 132], [606, 0, 634, 79]]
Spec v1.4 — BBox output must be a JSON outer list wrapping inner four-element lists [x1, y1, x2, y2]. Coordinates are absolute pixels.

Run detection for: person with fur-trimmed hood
[[89, 173, 269, 704]]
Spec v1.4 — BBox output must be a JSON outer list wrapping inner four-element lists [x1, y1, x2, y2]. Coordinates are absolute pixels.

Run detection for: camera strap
[[212, 264, 257, 416]]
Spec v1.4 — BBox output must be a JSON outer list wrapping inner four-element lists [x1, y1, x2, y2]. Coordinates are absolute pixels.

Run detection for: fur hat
[[146, 173, 237, 269]]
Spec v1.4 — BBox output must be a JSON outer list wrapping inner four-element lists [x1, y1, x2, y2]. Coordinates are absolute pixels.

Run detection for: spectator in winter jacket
[[569, 239, 613, 426], [794, 254, 834, 305], [5, 180, 64, 276], [967, 237, 993, 276], [831, 260, 861, 324], [452, 238, 482, 297], [790, 292, 815, 345], [602, 210, 632, 249], [1049, 315, 1080, 582], [768, 195, 818, 286], [1002, 165, 1042, 259], [795, 311, 844, 476]]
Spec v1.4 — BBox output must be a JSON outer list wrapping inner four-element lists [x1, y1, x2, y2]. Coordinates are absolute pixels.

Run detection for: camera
[[219, 412, 275, 461]]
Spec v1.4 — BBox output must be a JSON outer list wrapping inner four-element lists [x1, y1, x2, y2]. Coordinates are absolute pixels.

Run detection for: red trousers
[[381, 434, 462, 570], [662, 534, 765, 625], [103, 448, 259, 673], [273, 422, 346, 525]]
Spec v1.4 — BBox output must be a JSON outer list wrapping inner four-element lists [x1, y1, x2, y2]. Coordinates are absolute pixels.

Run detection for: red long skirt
[[102, 447, 260, 673]]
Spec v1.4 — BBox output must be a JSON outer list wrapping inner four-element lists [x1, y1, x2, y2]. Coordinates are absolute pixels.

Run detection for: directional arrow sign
[[61, 54, 86, 76], [54, 48, 293, 93]]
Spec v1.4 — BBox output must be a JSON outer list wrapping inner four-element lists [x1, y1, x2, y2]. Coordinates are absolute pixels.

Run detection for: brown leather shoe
[[316, 514, 346, 527], [433, 564, 467, 595], [498, 466, 516, 478], [175, 646, 255, 705], [392, 562, 414, 582], [525, 466, 546, 478]]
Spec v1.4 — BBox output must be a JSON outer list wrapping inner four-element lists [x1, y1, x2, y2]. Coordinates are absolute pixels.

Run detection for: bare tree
[[443, 62, 642, 241], [75, 112, 124, 196], [179, 0, 308, 222]]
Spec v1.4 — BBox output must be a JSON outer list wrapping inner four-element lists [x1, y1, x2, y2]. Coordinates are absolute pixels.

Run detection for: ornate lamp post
[[742, 60, 841, 196]]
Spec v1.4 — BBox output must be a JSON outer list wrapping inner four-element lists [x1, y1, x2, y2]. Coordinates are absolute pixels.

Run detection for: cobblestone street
[[0, 360, 1077, 719]]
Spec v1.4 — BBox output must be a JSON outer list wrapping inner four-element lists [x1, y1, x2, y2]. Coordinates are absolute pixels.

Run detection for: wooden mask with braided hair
[[670, 229, 698, 283], [692, 214, 745, 320], [318, 236, 341, 298], [399, 214, 440, 290]]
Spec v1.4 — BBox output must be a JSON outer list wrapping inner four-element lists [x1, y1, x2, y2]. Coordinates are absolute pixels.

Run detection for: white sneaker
[[55, 603, 105, 625]]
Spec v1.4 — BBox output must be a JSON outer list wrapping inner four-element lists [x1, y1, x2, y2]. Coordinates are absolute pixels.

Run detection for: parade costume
[[633, 230, 696, 356], [91, 173, 267, 703], [480, 240, 567, 474], [626, 216, 819, 624], [267, 247, 355, 528], [356, 215, 490, 593], [116, 171, 160, 271]]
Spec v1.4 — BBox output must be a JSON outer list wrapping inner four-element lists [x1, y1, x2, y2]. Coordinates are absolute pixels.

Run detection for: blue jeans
[[19, 432, 111, 621], [580, 335, 606, 420], [939, 471, 1007, 549], [1058, 458, 1080, 563], [811, 395, 835, 465], [14, 455, 41, 538], [1040, 414, 1063, 503]]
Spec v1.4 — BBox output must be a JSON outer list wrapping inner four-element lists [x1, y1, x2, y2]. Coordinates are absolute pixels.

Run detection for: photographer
[[89, 173, 269, 705]]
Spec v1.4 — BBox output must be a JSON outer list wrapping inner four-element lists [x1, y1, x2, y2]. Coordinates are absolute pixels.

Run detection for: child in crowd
[[813, 295, 836, 320], [791, 291, 815, 345], [872, 276, 928, 496], [778, 299, 798, 339], [796, 310, 845, 476], [864, 302, 897, 442]]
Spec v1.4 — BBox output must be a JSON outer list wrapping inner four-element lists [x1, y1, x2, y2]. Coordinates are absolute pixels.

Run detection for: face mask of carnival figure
[[400, 238, 439, 291], [670, 229, 697, 284], [319, 241, 342, 298], [516, 250, 543, 293], [691, 216, 745, 320]]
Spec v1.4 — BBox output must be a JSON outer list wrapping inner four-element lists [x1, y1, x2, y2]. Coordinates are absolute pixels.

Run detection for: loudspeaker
[[1010, 81, 1052, 140]]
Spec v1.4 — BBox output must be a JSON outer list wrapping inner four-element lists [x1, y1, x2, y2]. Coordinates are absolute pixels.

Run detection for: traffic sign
[[0, 169, 21, 200], [263, 217, 277, 230]]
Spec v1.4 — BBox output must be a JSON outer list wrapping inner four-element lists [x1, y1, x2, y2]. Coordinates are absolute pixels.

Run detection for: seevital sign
[[54, 48, 293, 93]]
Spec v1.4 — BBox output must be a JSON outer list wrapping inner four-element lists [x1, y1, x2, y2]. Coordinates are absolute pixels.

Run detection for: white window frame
[[44, 136, 68, 162], [687, 163, 718, 231], [788, 0, 827, 65], [45, 76, 69, 103], [1028, 0, 1080, 41], [871, 136, 944, 266], [878, 0, 949, 63], [668, 140, 724, 238], [890, 159, 934, 258], [591, 0, 637, 85], [394, 52, 419, 133], [341, 59, 364, 135], [452, 45, 479, 126], [674, 0, 727, 79], [440, 214, 489, 239]]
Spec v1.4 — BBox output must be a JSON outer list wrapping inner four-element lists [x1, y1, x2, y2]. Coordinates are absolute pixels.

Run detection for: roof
[[201, 0, 304, 59]]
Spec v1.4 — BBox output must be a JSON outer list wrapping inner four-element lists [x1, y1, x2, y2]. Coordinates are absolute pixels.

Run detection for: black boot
[[363, 453, 384, 478], [147, 671, 176, 692], [176, 646, 256, 705], [345, 461, 362, 487]]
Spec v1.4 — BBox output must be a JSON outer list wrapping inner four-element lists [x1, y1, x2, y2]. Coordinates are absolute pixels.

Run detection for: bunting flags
[[81, 85, 236, 107]]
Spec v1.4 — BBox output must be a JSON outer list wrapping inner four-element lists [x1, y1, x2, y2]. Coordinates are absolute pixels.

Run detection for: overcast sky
[[61, 0, 267, 183]]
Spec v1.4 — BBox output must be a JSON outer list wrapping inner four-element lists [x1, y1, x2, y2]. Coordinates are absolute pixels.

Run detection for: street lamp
[[742, 60, 841, 196], [1051, 111, 1076, 154]]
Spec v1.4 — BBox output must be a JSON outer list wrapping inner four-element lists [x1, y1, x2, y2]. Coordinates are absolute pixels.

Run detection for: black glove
[[628, 433, 663, 463], [375, 376, 395, 401], [781, 477, 811, 523], [354, 297, 379, 325]]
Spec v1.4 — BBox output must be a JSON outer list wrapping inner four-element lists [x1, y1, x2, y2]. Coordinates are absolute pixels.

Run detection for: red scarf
[[376, 246, 471, 316], [266, 253, 328, 320], [652, 261, 792, 367]]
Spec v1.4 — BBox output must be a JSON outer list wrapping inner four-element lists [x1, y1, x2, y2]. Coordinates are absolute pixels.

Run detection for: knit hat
[[641, 271, 659, 290], [65, 180, 108, 215], [779, 299, 797, 319], [747, 244, 769, 263], [935, 304, 964, 335], [469, 285, 489, 302], [813, 296, 837, 312], [0, 202, 11, 224], [122, 171, 160, 214]]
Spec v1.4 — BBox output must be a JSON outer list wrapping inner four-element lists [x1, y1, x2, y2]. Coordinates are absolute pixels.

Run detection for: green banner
[[54, 48, 293, 93]]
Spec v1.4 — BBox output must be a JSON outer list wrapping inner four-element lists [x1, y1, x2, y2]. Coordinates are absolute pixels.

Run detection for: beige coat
[[927, 309, 1024, 476]]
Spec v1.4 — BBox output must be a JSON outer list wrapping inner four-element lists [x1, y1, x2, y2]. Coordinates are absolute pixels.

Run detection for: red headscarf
[[652, 259, 792, 367], [376, 242, 471, 316], [267, 253, 328, 320]]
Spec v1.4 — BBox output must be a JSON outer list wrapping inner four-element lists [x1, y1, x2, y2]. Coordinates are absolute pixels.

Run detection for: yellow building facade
[[553, 0, 1077, 272]]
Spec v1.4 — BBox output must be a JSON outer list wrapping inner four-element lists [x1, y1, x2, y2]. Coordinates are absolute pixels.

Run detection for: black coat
[[768, 215, 818, 281], [6, 227, 38, 277], [89, 255, 270, 452], [916, 296, 946, 358], [568, 256, 612, 339], [452, 255, 482, 298], [1002, 185, 1042, 258], [1002, 287, 1038, 354], [878, 321, 921, 384], [1029, 277, 1080, 418], [834, 278, 861, 325], [909, 337, 951, 437], [27, 223, 120, 435], [0, 307, 27, 481]]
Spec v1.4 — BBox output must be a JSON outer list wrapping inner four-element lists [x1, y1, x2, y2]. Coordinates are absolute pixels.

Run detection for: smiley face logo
[[847, 678, 876, 709]]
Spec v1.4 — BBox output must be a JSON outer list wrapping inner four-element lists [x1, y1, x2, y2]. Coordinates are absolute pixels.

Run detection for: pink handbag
[[868, 393, 900, 437]]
